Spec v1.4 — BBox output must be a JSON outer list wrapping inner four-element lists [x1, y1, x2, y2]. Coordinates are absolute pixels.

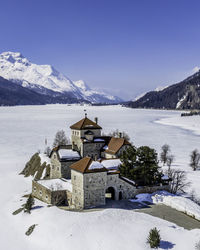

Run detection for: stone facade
[[71, 170, 84, 209], [81, 142, 105, 159], [50, 150, 80, 179], [70, 168, 170, 209], [32, 180, 68, 205]]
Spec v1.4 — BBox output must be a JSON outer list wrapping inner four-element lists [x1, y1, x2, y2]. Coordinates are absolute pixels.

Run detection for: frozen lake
[[0, 104, 199, 174], [1, 104, 200, 250]]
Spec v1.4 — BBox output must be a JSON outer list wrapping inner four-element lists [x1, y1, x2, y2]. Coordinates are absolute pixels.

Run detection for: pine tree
[[24, 195, 35, 213], [119, 146, 137, 179], [120, 146, 161, 186], [147, 227, 161, 248]]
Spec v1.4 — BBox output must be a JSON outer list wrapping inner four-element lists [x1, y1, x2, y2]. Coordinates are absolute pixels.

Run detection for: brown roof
[[105, 137, 131, 155], [70, 157, 107, 173], [70, 117, 102, 130]]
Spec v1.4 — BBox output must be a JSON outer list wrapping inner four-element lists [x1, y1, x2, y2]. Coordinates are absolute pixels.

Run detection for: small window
[[57, 167, 59, 171], [52, 165, 54, 170], [34, 187, 36, 192], [54, 154, 56, 159], [120, 185, 122, 188], [39, 190, 42, 196]]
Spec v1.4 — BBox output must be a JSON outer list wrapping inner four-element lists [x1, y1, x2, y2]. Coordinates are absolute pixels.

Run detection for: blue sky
[[1, 0, 200, 100]]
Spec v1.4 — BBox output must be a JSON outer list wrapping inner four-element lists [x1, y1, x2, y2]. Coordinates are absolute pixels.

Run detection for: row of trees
[[119, 143, 192, 194], [160, 144, 200, 171]]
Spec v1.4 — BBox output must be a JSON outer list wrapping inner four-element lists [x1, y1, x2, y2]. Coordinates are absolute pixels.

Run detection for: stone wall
[[82, 142, 104, 159], [50, 152, 61, 179], [32, 180, 52, 204], [32, 180, 68, 205], [71, 170, 84, 209], [60, 161, 78, 179], [83, 172, 107, 208], [107, 174, 137, 200]]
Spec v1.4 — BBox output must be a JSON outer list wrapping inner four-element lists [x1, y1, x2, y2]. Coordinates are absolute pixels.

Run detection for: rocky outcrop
[[20, 153, 50, 180]]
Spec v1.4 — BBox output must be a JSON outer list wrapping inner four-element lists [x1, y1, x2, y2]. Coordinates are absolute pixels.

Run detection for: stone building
[[50, 145, 80, 179], [70, 115, 131, 160], [32, 178, 72, 205], [69, 157, 170, 209], [31, 115, 170, 210]]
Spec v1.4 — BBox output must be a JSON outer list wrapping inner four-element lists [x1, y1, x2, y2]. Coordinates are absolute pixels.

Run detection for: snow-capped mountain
[[73, 80, 122, 103], [126, 70, 200, 110], [0, 52, 122, 104]]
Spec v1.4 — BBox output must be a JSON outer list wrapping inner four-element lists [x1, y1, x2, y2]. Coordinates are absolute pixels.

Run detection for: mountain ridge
[[126, 70, 200, 110], [0, 51, 122, 104]]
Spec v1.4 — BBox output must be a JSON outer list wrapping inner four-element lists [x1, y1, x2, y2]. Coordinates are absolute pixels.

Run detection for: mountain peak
[[0, 51, 122, 104], [0, 51, 30, 65], [73, 80, 90, 91]]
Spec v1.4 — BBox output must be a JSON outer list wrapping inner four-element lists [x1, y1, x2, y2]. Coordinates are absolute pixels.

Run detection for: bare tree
[[190, 149, 200, 171], [166, 168, 190, 194], [166, 154, 174, 169], [52, 130, 69, 148], [160, 144, 170, 165], [108, 129, 130, 141], [44, 146, 51, 156]]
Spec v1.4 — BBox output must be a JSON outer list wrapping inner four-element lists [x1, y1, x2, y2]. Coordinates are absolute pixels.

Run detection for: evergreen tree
[[120, 146, 161, 186], [136, 146, 160, 185], [119, 146, 137, 179], [147, 227, 161, 249], [24, 195, 35, 213], [52, 130, 69, 148]]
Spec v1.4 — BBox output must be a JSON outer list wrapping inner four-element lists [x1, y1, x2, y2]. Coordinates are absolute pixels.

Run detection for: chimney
[[119, 132, 122, 138], [94, 117, 98, 124]]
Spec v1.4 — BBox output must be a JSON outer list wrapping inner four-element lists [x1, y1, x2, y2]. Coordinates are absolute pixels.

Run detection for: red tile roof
[[70, 117, 102, 130], [70, 157, 107, 173], [105, 137, 131, 155]]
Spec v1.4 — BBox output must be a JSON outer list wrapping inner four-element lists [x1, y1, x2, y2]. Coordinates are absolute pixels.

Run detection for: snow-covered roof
[[161, 175, 170, 180], [37, 179, 72, 192], [70, 157, 107, 173], [94, 138, 105, 142], [101, 159, 122, 170], [88, 161, 104, 170], [58, 149, 80, 160]]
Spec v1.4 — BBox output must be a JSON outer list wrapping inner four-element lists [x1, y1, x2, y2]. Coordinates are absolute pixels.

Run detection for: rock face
[[126, 71, 200, 110], [0, 51, 122, 104], [20, 153, 50, 180]]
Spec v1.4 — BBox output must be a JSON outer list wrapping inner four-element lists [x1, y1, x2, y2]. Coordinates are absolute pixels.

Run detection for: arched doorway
[[105, 187, 115, 200], [119, 191, 123, 200]]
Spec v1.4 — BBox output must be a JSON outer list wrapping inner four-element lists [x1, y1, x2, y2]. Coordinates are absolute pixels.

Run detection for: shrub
[[147, 227, 161, 249], [24, 195, 35, 213]]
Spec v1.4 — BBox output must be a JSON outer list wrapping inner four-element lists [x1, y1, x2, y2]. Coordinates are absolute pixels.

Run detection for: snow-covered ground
[[1, 104, 200, 249], [133, 191, 200, 221], [156, 114, 200, 136]]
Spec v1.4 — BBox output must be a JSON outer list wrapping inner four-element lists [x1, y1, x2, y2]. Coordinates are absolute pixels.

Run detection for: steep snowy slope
[[0, 52, 122, 104], [73, 80, 123, 103]]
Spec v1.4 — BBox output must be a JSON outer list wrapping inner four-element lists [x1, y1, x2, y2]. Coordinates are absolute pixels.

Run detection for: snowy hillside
[[0, 52, 122, 104]]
